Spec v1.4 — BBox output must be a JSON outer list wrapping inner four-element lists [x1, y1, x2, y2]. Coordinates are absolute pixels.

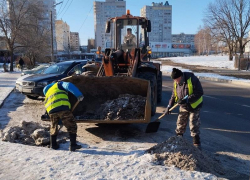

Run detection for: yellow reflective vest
[[44, 83, 71, 114], [174, 77, 203, 109]]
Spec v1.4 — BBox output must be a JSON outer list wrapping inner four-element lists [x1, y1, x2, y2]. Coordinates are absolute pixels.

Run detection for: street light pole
[[50, 11, 54, 62], [50, 1, 62, 62]]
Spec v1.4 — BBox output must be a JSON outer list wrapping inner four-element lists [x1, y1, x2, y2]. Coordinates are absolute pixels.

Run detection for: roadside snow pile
[[77, 94, 146, 120], [146, 136, 225, 176], [0, 121, 50, 146]]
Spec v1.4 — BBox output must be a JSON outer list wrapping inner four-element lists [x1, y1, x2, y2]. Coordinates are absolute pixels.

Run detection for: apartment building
[[55, 20, 70, 52], [70, 32, 80, 52], [141, 1, 172, 43], [94, 0, 126, 48]]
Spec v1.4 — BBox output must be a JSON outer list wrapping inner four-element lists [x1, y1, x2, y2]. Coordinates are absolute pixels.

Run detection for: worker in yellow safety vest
[[165, 68, 203, 150], [43, 81, 84, 151]]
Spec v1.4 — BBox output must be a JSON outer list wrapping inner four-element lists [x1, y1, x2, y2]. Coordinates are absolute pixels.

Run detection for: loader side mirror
[[147, 20, 151, 32], [105, 21, 110, 33]]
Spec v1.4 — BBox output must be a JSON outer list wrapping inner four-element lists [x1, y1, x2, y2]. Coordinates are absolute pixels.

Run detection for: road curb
[[0, 88, 15, 108]]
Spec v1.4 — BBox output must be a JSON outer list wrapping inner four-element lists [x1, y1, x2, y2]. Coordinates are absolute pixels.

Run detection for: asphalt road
[[161, 74, 250, 152]]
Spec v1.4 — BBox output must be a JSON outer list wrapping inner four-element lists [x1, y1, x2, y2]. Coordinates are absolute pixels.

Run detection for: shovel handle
[[169, 103, 179, 111], [169, 95, 189, 111], [158, 113, 165, 120], [71, 100, 80, 112]]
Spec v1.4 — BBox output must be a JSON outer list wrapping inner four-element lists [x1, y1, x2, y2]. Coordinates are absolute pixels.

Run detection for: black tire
[[26, 95, 39, 100], [157, 71, 162, 103], [137, 72, 157, 116]]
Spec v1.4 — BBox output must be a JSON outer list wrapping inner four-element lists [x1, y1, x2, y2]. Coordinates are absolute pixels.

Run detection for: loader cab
[[105, 11, 151, 52]]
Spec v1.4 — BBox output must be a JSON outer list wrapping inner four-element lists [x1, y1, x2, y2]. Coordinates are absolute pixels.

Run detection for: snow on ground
[[0, 140, 218, 180], [158, 55, 250, 83], [160, 55, 235, 69]]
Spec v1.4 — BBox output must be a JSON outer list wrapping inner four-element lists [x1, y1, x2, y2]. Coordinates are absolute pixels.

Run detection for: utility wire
[[57, 0, 70, 16], [57, 0, 64, 15], [60, 0, 74, 19], [78, 5, 93, 32]]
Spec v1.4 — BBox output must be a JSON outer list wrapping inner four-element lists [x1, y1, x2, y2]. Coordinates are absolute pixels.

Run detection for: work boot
[[193, 135, 202, 150], [69, 133, 82, 152], [50, 135, 59, 150]]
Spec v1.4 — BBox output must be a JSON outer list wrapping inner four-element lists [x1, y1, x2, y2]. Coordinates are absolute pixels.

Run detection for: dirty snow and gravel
[[0, 55, 250, 180], [77, 94, 146, 120]]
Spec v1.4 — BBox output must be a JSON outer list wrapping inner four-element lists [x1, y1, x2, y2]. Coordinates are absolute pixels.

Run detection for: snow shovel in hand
[[145, 95, 188, 133]]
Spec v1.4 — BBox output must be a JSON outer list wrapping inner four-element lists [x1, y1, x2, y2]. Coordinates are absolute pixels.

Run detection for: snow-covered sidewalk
[[0, 139, 218, 180], [0, 72, 21, 107]]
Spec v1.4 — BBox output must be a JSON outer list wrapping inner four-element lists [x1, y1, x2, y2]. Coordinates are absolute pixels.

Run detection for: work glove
[[77, 95, 84, 101], [177, 98, 188, 104], [164, 106, 172, 115]]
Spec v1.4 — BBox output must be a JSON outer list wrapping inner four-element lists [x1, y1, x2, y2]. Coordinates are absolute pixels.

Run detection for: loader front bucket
[[61, 75, 151, 123]]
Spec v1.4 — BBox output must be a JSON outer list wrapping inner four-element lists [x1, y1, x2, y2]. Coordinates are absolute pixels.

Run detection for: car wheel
[[26, 95, 39, 100]]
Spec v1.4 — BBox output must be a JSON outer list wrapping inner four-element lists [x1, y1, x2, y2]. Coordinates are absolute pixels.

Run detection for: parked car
[[21, 64, 49, 76], [16, 60, 88, 100]]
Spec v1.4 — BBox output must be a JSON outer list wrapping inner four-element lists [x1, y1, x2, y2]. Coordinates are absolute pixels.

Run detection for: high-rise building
[[70, 32, 80, 51], [55, 20, 70, 52], [141, 1, 172, 42], [42, 0, 57, 53], [94, 0, 126, 48]]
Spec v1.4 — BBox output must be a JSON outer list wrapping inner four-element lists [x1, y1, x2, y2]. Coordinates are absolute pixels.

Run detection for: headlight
[[37, 81, 49, 87]]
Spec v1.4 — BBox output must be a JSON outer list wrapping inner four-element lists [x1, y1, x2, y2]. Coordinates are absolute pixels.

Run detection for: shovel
[[145, 95, 188, 133], [71, 100, 80, 112]]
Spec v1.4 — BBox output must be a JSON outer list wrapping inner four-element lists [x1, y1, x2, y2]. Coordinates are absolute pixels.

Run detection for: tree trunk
[[10, 51, 14, 72], [229, 51, 233, 61]]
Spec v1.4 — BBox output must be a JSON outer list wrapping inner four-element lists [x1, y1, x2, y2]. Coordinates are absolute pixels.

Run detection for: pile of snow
[[0, 121, 50, 146], [147, 136, 225, 176]]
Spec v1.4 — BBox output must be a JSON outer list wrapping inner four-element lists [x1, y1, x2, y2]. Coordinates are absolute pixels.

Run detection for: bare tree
[[16, 1, 51, 66], [204, 0, 250, 63], [0, 0, 50, 71], [194, 27, 212, 55], [0, 0, 30, 71]]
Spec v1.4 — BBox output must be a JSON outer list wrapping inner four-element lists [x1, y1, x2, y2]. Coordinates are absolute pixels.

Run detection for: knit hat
[[171, 68, 183, 79]]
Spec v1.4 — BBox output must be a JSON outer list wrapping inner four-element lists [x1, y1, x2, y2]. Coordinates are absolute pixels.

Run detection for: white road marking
[[242, 105, 250, 108], [203, 95, 217, 99]]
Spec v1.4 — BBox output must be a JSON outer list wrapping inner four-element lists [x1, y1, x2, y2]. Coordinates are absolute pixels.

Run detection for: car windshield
[[43, 63, 70, 74], [34, 66, 48, 74]]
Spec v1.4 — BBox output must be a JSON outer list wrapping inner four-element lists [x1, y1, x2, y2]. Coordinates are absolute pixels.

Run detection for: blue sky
[[55, 0, 214, 45]]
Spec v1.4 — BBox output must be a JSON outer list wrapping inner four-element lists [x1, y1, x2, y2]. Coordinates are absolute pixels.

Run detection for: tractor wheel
[[137, 72, 157, 116], [157, 71, 162, 103]]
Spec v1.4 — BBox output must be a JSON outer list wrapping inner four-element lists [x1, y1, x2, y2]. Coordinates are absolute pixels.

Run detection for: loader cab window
[[115, 19, 139, 51]]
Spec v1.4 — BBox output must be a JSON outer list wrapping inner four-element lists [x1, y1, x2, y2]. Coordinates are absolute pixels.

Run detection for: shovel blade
[[145, 122, 160, 133]]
